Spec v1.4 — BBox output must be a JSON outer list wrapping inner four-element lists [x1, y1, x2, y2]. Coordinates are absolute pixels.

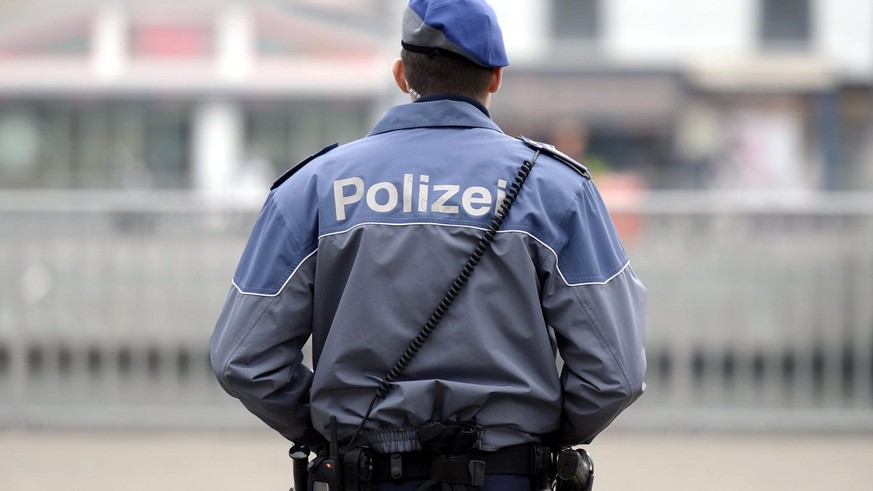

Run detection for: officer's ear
[[392, 58, 410, 94], [488, 67, 503, 95]]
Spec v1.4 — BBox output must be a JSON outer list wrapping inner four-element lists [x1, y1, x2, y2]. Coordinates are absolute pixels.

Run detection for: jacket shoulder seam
[[519, 136, 591, 179], [271, 143, 339, 190]]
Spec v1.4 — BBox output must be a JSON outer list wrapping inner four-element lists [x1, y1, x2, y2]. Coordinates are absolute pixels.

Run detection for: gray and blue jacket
[[210, 97, 647, 452]]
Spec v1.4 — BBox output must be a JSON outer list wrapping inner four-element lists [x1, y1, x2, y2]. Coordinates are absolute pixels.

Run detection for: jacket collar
[[416, 93, 490, 117], [368, 98, 503, 137]]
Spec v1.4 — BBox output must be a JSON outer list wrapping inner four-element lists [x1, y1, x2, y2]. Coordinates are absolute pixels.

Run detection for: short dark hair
[[401, 48, 493, 100]]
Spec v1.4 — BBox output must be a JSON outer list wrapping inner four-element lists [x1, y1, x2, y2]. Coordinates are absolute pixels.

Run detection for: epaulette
[[271, 143, 339, 190], [519, 136, 591, 179]]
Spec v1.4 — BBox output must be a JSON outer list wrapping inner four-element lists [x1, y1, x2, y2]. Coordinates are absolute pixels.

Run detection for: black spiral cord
[[345, 150, 542, 452]]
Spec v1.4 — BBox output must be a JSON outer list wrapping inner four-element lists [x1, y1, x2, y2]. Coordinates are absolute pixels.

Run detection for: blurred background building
[[2, 0, 872, 193], [1, 0, 872, 434]]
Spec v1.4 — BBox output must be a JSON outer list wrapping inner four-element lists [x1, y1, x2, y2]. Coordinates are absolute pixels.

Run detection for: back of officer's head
[[399, 0, 509, 100]]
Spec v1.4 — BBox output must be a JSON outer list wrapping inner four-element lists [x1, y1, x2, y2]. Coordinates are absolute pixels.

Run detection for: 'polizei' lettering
[[333, 174, 508, 221]]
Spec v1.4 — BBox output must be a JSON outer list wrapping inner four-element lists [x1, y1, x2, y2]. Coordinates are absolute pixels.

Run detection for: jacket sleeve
[[541, 179, 647, 445], [209, 193, 321, 444]]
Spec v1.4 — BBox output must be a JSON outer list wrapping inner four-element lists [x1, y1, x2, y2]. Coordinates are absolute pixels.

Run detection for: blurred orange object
[[596, 172, 647, 245]]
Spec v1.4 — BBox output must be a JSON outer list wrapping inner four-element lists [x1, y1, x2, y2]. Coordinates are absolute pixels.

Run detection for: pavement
[[1, 429, 871, 490]]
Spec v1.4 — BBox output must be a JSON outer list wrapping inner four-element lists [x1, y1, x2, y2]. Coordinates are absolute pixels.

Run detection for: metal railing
[[611, 191, 873, 431], [1, 190, 872, 432]]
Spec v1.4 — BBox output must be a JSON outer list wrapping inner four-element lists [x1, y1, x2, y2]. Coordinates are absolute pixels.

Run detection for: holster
[[342, 447, 373, 491]]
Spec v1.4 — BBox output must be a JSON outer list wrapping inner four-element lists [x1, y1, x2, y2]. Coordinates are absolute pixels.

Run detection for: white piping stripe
[[232, 222, 631, 296], [318, 220, 491, 240], [319, 221, 631, 287], [578, 260, 631, 286], [491, 227, 630, 286], [232, 249, 318, 297]]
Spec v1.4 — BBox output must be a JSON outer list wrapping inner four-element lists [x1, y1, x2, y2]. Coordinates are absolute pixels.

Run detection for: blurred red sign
[[132, 24, 212, 59]]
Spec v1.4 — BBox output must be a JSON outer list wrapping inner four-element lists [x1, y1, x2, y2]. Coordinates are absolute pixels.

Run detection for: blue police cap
[[402, 0, 509, 68]]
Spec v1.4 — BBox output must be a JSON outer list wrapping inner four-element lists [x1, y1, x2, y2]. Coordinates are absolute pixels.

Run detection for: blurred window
[[244, 100, 372, 175], [760, 0, 811, 49], [255, 15, 306, 57], [0, 16, 90, 58], [0, 108, 40, 177], [553, 0, 600, 41], [585, 129, 670, 187], [253, 10, 384, 58], [0, 100, 191, 189]]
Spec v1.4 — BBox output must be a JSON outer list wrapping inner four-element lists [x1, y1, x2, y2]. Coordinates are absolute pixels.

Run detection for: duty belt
[[368, 444, 547, 487]]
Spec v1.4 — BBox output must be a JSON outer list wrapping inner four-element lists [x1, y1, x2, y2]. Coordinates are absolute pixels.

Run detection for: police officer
[[210, 1, 647, 490]]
